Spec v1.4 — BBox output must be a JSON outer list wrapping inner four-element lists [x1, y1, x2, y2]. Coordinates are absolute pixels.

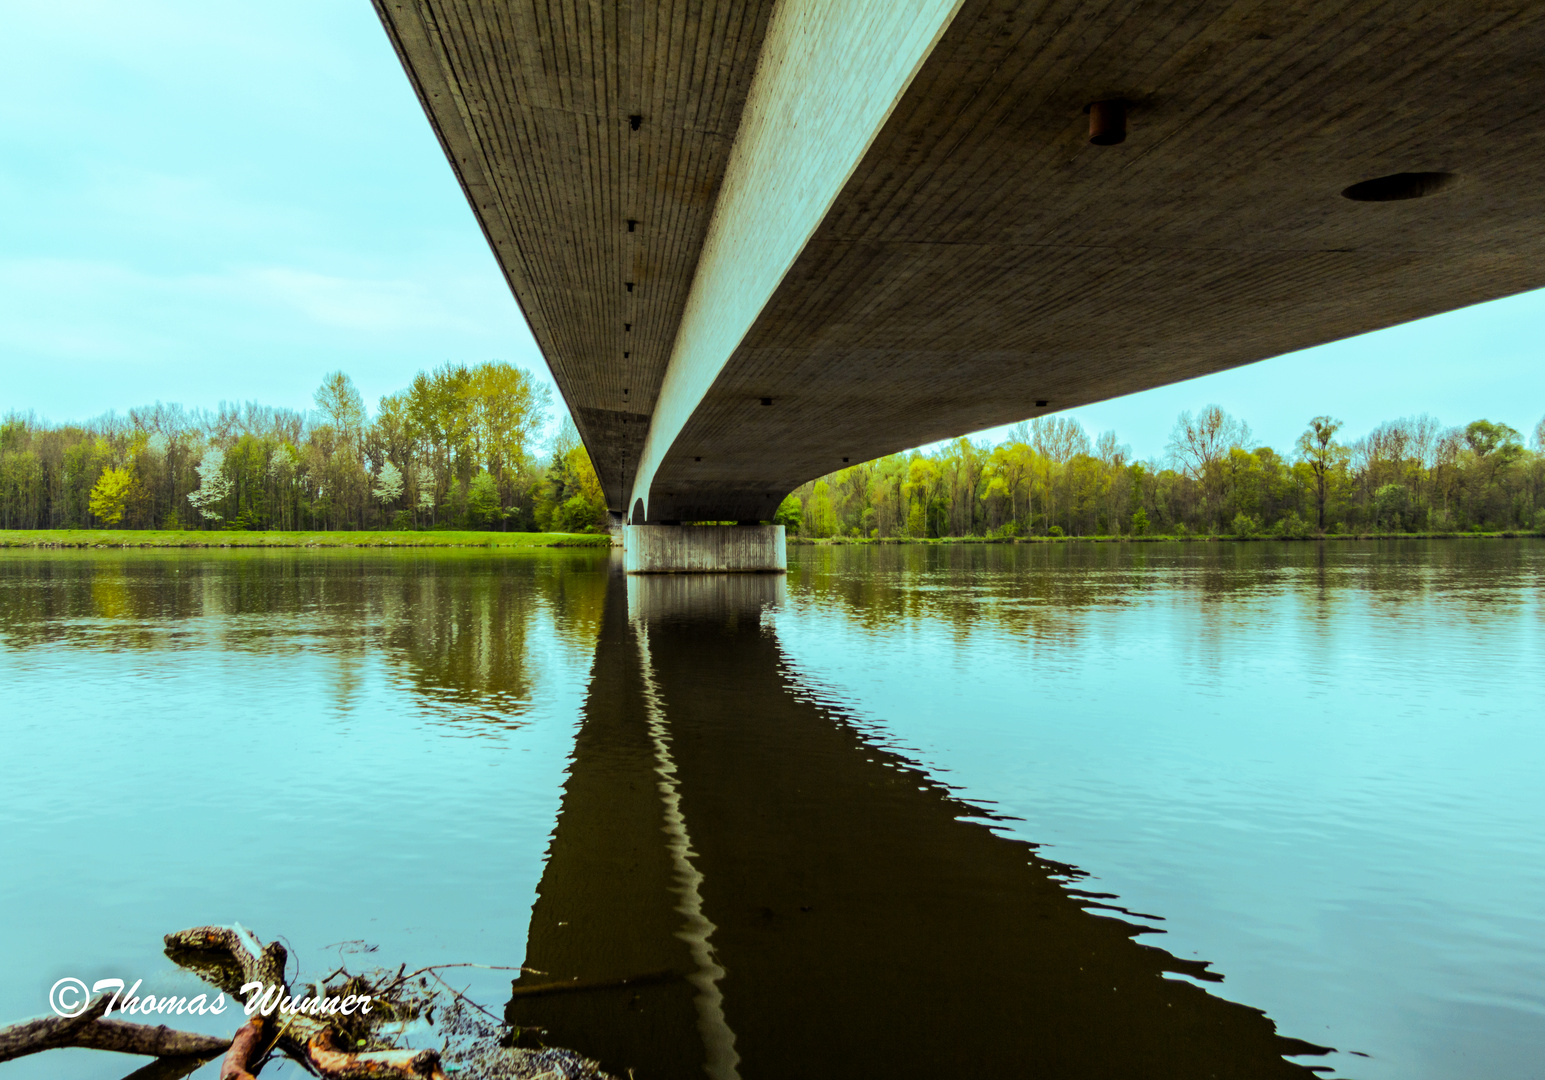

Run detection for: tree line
[[0, 363, 609, 533], [5, 376, 1542, 540], [779, 407, 1545, 539]]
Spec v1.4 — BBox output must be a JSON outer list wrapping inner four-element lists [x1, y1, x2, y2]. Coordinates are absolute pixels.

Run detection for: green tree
[[1169, 406, 1251, 528], [773, 493, 803, 532], [467, 470, 501, 526], [904, 457, 942, 537], [469, 361, 551, 485], [1031, 416, 1090, 534], [808, 480, 838, 537], [1463, 419, 1520, 458], [314, 371, 366, 445], [1372, 482, 1409, 529], [1459, 420, 1524, 526], [413, 463, 436, 524], [982, 442, 1033, 533], [1297, 416, 1345, 531], [89, 465, 134, 526], [534, 438, 607, 533], [407, 363, 475, 498], [555, 445, 607, 532]]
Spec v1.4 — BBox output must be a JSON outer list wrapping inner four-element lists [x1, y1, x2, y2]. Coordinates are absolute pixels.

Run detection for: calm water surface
[[1, 541, 1541, 1079]]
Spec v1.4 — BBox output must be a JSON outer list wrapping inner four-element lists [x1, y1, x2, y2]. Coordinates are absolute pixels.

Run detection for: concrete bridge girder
[[378, 0, 1545, 529], [626, 0, 964, 525]]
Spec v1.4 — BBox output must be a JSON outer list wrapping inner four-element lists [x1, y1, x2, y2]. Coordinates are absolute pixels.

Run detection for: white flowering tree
[[186, 447, 232, 522], [372, 460, 404, 508]]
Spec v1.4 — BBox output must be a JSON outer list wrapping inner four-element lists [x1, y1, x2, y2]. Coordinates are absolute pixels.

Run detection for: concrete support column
[[623, 525, 786, 574]]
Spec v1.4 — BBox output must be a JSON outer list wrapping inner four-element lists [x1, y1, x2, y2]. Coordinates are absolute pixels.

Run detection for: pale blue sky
[[3, 1, 1541, 460]]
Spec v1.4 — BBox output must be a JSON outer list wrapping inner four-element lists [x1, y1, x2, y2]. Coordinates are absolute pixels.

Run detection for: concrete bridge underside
[[375, 0, 1545, 524]]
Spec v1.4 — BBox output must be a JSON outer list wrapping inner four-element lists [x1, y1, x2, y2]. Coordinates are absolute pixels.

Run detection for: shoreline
[[790, 530, 1543, 545], [0, 529, 612, 550], [3, 528, 1539, 551]]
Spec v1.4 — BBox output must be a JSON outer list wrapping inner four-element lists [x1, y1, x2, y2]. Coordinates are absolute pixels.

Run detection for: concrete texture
[[373, 0, 778, 514], [628, 0, 964, 523], [377, 1, 1545, 522], [622, 525, 786, 574]]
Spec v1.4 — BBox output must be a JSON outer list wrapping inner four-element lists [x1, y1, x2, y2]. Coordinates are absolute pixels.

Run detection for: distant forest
[[2, 367, 1542, 538], [0, 364, 609, 533], [781, 409, 1545, 539]]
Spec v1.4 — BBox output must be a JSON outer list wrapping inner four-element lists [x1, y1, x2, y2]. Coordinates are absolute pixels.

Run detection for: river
[[1, 540, 1541, 1079]]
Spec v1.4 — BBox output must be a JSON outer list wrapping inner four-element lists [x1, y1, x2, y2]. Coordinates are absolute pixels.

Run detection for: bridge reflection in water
[[509, 561, 1329, 1079]]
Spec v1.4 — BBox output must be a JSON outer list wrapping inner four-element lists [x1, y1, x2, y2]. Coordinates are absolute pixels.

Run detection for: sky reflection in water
[[0, 541, 1540, 1079]]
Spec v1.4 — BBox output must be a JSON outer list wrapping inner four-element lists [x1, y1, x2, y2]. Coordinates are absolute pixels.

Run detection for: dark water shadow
[[511, 562, 1330, 1079]]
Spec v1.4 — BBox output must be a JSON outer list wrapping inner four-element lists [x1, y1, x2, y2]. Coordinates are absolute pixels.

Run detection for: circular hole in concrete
[[1342, 172, 1457, 202]]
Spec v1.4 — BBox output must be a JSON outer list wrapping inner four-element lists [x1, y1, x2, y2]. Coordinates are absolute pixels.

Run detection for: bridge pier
[[622, 524, 786, 574]]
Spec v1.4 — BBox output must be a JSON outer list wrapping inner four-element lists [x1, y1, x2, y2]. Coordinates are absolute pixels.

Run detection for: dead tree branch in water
[[0, 994, 228, 1065], [0, 923, 612, 1080]]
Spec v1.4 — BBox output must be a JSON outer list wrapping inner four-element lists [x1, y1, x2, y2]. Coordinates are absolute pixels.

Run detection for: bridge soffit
[[627, 0, 965, 523]]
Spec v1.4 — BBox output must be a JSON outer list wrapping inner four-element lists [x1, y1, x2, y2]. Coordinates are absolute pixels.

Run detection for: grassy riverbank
[[5, 528, 1537, 551], [0, 529, 613, 549], [790, 529, 1542, 545]]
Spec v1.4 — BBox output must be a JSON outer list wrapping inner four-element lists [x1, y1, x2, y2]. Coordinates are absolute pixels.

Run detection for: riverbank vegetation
[[0, 363, 610, 534], [789, 529, 1539, 545], [5, 368, 1542, 542], [779, 408, 1545, 540], [0, 529, 611, 548]]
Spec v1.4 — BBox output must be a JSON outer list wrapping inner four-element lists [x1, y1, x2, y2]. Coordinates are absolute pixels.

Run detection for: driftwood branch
[[0, 995, 228, 1065], [163, 925, 288, 1001], [67, 1018, 229, 1059], [170, 925, 447, 1079], [3, 923, 609, 1080], [218, 1019, 269, 1080], [0, 994, 110, 1063], [308, 1029, 443, 1079]]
